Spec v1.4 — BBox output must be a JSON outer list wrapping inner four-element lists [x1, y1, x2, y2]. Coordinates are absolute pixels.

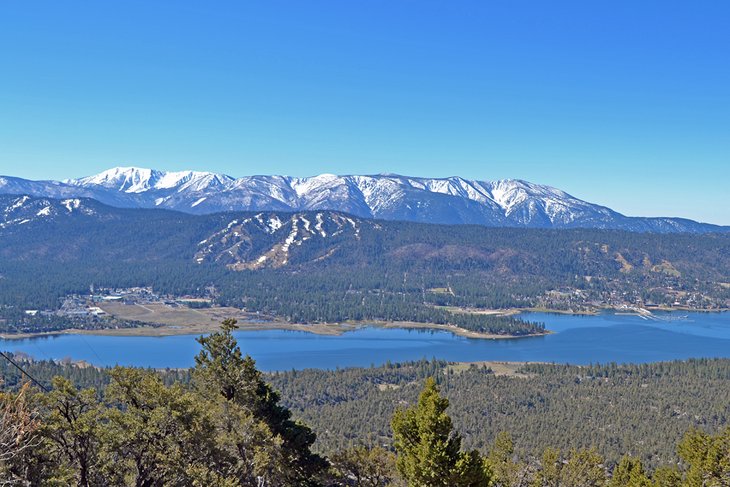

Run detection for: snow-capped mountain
[[66, 167, 234, 194], [0, 195, 100, 230], [0, 167, 726, 233]]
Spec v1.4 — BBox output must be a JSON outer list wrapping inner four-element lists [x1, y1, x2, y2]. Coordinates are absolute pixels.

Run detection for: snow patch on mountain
[[191, 197, 207, 208], [6, 196, 30, 212], [191, 211, 370, 270], [0, 196, 99, 229], [315, 213, 327, 237], [1, 166, 724, 233], [267, 216, 283, 233], [62, 199, 82, 212]]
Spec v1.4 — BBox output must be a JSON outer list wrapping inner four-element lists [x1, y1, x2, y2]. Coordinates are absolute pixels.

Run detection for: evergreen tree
[[558, 448, 605, 487], [101, 367, 234, 485], [678, 427, 730, 487], [650, 466, 682, 487], [487, 431, 526, 486], [39, 376, 108, 486], [391, 377, 489, 486], [193, 318, 326, 486], [531, 447, 560, 487], [608, 455, 650, 487], [328, 445, 402, 487]]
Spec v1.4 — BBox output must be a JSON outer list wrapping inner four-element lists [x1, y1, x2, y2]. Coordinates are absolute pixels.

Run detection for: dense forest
[[1, 196, 729, 336], [1, 324, 729, 485], [270, 359, 730, 469]]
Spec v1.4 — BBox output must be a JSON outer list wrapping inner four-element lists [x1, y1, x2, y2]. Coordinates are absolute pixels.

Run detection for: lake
[[2, 311, 730, 370]]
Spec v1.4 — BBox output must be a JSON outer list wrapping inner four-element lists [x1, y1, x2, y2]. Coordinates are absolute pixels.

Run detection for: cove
[[1, 311, 729, 371]]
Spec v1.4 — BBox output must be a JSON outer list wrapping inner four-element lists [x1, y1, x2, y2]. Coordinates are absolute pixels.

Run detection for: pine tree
[[40, 376, 108, 486], [329, 445, 401, 487], [101, 367, 230, 485], [558, 448, 605, 487], [608, 455, 650, 487], [678, 427, 730, 487], [486, 431, 525, 486], [650, 466, 682, 487], [391, 377, 489, 486], [531, 447, 560, 487], [193, 318, 326, 486]]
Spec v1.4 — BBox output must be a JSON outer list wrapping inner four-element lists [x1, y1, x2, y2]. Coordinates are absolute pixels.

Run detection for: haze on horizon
[[0, 1, 728, 224]]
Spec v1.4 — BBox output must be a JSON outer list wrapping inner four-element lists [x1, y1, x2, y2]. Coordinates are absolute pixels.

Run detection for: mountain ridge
[[1, 194, 729, 331], [0, 166, 726, 233]]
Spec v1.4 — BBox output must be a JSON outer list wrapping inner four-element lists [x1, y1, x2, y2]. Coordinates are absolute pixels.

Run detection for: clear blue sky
[[1, 1, 728, 223]]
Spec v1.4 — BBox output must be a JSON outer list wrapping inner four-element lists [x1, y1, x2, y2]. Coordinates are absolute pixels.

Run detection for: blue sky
[[0, 1, 728, 223]]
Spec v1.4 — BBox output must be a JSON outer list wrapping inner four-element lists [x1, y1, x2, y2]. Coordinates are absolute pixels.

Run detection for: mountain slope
[[1, 195, 729, 306], [1, 195, 729, 336], [0, 167, 726, 233]]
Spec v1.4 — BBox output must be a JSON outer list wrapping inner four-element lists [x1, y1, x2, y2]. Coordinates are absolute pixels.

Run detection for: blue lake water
[[1, 311, 729, 370]]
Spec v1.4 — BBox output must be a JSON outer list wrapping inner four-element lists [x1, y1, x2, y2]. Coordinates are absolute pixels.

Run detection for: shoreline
[[0, 319, 549, 341], [2, 305, 725, 341], [372, 321, 549, 340], [433, 305, 722, 318], [518, 305, 728, 316], [517, 307, 599, 316]]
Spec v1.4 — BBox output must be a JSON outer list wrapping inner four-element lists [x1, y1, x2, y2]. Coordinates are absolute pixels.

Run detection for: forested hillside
[[2, 351, 728, 470], [1, 195, 729, 336], [272, 359, 730, 469]]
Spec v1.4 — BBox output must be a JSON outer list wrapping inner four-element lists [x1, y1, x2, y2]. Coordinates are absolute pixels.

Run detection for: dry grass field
[[446, 361, 538, 377], [97, 302, 349, 336]]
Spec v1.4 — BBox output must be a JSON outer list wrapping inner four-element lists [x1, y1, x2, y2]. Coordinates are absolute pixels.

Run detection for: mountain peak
[[66, 167, 234, 194], [3, 167, 726, 233], [66, 166, 164, 193]]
